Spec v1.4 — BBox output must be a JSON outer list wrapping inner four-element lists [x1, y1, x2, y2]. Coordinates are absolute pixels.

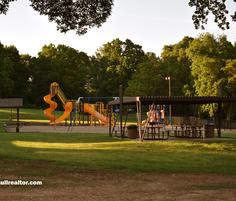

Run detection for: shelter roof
[[0, 98, 23, 108], [108, 96, 236, 105]]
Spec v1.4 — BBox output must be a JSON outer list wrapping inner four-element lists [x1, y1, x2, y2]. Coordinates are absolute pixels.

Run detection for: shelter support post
[[108, 106, 112, 137], [217, 102, 222, 138], [136, 99, 142, 141], [119, 84, 123, 138], [16, 107, 19, 133]]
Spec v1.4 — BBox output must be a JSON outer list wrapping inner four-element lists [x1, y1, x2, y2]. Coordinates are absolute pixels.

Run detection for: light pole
[[165, 76, 172, 124]]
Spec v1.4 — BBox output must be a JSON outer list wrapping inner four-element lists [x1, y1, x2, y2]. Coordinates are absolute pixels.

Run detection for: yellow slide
[[84, 103, 108, 124], [54, 101, 73, 124], [43, 94, 58, 123]]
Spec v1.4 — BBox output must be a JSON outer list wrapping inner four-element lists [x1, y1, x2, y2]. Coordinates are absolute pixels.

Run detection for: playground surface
[[4, 124, 236, 142], [5, 125, 109, 133]]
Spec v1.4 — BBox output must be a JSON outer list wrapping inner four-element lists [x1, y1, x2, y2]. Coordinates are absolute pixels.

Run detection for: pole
[[217, 102, 222, 138], [119, 84, 123, 138], [108, 106, 112, 137], [165, 76, 172, 124], [16, 107, 19, 133], [169, 77, 172, 124]]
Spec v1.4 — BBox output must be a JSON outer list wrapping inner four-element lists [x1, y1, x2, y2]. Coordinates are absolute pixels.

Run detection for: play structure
[[108, 96, 236, 140], [109, 102, 169, 140], [43, 83, 236, 140], [142, 103, 168, 140], [43, 82, 109, 125]]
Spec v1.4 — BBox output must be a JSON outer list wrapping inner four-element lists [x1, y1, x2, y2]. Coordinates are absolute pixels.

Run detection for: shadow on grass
[[0, 132, 236, 174]]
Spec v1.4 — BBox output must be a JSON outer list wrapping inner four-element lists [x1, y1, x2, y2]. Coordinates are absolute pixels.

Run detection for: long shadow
[[1, 132, 236, 175]]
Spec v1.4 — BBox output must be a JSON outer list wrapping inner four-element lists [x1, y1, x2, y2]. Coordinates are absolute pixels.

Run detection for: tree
[[125, 53, 165, 96], [223, 59, 236, 95], [87, 56, 115, 97], [187, 33, 235, 116], [94, 38, 146, 96], [161, 36, 194, 96], [0, 42, 14, 97], [126, 37, 195, 96], [187, 34, 235, 95], [223, 59, 236, 119], [188, 0, 236, 30], [31, 44, 89, 106], [1, 1, 235, 35], [0, 0, 113, 34], [5, 45, 30, 98], [20, 54, 34, 104]]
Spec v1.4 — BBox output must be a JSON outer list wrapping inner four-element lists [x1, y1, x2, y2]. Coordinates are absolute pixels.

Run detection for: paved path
[[5, 125, 109, 133]]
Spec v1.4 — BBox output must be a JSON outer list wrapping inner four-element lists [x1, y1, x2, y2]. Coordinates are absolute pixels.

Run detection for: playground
[[1, 83, 236, 200], [4, 82, 236, 140], [3, 85, 236, 144]]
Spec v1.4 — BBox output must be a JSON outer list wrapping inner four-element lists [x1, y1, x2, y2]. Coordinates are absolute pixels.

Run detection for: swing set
[[108, 96, 236, 141]]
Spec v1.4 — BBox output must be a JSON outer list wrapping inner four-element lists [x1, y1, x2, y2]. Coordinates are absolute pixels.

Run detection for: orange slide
[[54, 101, 73, 124], [43, 94, 58, 123], [43, 94, 73, 124], [84, 103, 108, 124]]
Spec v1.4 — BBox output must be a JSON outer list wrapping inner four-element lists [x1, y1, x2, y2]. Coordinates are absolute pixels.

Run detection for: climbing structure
[[43, 82, 109, 125], [43, 82, 73, 124]]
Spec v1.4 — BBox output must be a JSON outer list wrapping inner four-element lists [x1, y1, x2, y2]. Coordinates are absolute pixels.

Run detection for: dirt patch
[[0, 160, 235, 201]]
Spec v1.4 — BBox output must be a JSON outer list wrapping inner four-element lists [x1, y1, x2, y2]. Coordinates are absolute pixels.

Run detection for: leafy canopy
[[0, 0, 113, 34], [189, 0, 236, 30], [1, 1, 235, 34]]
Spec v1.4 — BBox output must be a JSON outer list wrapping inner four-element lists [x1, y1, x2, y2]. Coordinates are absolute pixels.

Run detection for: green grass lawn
[[0, 108, 236, 175], [0, 107, 137, 122], [0, 108, 50, 132], [0, 132, 236, 174], [0, 108, 62, 121]]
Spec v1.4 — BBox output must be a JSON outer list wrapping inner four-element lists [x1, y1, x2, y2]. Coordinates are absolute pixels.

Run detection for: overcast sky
[[0, 0, 235, 56]]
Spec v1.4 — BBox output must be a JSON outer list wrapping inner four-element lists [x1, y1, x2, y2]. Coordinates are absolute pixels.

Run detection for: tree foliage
[[161, 36, 194, 96], [31, 44, 89, 105], [0, 42, 14, 97], [187, 33, 235, 95], [125, 53, 164, 96], [188, 0, 236, 30], [1, 1, 235, 34], [0, 0, 113, 34], [0, 34, 236, 118], [187, 33, 236, 115], [94, 38, 146, 96]]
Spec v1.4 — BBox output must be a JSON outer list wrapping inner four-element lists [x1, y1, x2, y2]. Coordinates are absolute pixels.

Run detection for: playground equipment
[[43, 82, 73, 124], [141, 103, 168, 140], [83, 103, 108, 124], [43, 82, 109, 125]]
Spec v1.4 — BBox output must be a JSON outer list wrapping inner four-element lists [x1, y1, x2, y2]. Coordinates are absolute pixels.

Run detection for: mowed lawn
[[0, 108, 236, 175], [0, 132, 236, 174], [0, 108, 62, 122]]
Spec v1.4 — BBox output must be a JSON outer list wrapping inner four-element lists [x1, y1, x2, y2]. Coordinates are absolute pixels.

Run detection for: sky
[[0, 0, 236, 57]]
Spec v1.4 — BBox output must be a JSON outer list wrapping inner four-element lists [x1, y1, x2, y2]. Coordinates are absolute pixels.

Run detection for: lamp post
[[165, 76, 172, 124]]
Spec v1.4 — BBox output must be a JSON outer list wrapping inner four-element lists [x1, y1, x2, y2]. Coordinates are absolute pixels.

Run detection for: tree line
[[0, 33, 236, 116]]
